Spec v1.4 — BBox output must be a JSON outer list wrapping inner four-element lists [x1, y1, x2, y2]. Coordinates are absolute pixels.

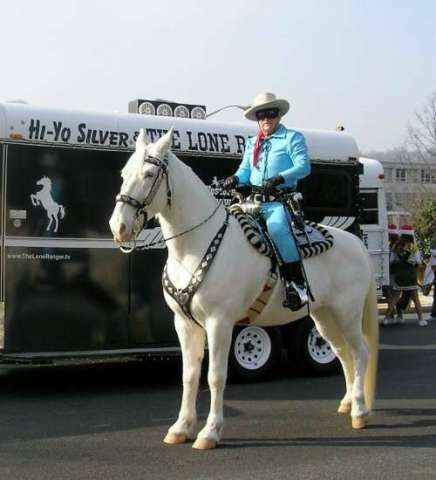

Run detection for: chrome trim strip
[[1, 144, 7, 301], [4, 227, 165, 249], [5, 237, 118, 249], [1, 346, 180, 360], [0, 302, 4, 350]]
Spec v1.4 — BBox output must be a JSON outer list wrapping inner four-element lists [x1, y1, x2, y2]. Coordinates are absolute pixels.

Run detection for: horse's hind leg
[[193, 318, 233, 450], [330, 306, 370, 428], [344, 324, 370, 428], [312, 308, 355, 415], [164, 316, 205, 445]]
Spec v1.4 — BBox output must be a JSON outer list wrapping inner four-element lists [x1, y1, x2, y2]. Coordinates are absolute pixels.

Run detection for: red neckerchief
[[252, 130, 265, 167]]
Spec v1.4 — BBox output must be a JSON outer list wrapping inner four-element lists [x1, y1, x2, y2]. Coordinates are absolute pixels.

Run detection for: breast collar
[[162, 211, 230, 328]]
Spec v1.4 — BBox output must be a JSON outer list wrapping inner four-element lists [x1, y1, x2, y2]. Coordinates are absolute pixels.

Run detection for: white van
[[359, 157, 390, 294], [0, 101, 388, 379]]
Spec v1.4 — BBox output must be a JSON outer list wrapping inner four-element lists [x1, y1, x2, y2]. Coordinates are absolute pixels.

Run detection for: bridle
[[115, 150, 222, 254], [115, 152, 172, 252]]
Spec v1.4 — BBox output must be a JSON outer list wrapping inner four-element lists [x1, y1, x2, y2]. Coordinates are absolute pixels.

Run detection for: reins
[[121, 200, 224, 253]]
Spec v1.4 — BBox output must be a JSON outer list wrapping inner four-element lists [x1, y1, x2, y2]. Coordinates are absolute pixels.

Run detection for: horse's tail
[[362, 273, 379, 412], [59, 205, 66, 219]]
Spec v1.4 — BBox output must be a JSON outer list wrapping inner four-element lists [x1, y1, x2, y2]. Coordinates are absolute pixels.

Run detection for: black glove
[[263, 175, 284, 191], [223, 175, 239, 189]]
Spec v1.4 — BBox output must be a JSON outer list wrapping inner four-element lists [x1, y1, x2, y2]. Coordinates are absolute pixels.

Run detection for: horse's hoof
[[337, 403, 352, 414], [352, 415, 368, 429], [163, 432, 187, 444], [192, 438, 217, 450]]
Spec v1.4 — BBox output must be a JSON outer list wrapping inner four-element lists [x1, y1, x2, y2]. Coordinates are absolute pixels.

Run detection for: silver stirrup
[[290, 281, 309, 306]]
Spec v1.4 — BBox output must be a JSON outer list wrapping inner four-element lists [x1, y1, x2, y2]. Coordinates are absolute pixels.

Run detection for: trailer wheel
[[228, 326, 282, 381], [288, 317, 340, 375]]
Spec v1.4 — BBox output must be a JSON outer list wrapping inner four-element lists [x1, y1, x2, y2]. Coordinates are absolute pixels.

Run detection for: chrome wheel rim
[[307, 326, 336, 364], [233, 327, 272, 370]]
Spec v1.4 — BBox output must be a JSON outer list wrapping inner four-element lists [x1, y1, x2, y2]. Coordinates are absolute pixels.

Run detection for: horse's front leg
[[53, 214, 59, 233], [193, 318, 233, 450], [30, 194, 39, 206], [164, 315, 205, 445]]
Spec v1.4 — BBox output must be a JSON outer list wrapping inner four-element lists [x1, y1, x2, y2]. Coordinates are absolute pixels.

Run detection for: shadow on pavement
[[220, 432, 436, 449]]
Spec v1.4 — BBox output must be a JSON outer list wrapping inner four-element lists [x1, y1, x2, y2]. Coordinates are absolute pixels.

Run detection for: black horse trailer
[[0, 102, 387, 379]]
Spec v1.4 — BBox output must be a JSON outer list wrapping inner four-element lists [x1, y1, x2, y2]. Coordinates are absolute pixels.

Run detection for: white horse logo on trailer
[[30, 176, 66, 233]]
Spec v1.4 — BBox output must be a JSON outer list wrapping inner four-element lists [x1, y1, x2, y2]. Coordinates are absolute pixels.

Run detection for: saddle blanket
[[293, 224, 325, 246]]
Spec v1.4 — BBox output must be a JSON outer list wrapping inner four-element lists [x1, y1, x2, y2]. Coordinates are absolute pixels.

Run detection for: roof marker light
[[9, 132, 24, 140]]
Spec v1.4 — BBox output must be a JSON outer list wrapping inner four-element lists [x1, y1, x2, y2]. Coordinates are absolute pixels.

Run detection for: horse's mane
[[167, 151, 215, 197], [121, 149, 142, 179], [38, 176, 52, 186]]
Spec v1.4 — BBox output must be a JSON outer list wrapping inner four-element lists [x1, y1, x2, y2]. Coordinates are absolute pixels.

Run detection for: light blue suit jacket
[[235, 124, 311, 188]]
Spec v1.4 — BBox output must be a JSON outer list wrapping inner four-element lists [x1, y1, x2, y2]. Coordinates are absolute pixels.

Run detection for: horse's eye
[[144, 171, 154, 178]]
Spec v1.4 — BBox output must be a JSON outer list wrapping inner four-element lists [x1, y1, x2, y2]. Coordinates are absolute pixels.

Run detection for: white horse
[[109, 129, 379, 450], [30, 176, 66, 233]]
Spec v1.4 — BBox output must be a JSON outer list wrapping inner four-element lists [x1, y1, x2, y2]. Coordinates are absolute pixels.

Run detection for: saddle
[[228, 199, 334, 323]]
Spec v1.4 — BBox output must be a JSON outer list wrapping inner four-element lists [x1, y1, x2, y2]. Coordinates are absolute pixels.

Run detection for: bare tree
[[408, 91, 436, 160]]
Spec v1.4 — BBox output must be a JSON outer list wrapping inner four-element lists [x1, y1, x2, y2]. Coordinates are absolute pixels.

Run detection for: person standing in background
[[394, 225, 422, 324], [383, 226, 427, 327], [384, 224, 401, 325], [426, 246, 436, 321]]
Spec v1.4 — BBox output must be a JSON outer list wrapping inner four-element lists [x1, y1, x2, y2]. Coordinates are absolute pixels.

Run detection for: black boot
[[280, 261, 308, 311]]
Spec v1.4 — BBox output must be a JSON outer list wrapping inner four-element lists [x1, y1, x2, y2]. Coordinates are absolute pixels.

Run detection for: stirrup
[[283, 281, 308, 311]]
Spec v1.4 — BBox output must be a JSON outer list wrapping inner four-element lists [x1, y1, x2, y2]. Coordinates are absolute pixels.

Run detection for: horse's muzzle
[[112, 223, 133, 244]]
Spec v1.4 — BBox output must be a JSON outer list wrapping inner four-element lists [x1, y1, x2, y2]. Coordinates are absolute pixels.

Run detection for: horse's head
[[109, 128, 173, 244], [37, 176, 51, 188]]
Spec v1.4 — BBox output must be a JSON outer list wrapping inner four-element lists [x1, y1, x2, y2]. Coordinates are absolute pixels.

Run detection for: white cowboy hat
[[244, 92, 290, 121]]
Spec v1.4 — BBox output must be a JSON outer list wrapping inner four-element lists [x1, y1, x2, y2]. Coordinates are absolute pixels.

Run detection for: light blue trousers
[[261, 202, 299, 263]]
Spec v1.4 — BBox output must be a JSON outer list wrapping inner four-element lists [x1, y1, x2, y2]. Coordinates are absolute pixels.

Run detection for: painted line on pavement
[[380, 344, 436, 350]]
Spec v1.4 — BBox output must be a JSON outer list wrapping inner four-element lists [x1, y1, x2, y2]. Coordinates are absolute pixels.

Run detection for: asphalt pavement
[[0, 315, 435, 480]]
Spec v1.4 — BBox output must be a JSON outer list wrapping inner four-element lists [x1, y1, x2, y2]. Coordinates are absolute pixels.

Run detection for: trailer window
[[360, 189, 378, 225], [180, 154, 239, 184], [301, 170, 353, 214], [6, 144, 129, 238]]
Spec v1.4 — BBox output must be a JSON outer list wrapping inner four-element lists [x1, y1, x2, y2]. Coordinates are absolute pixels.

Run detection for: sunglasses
[[256, 108, 280, 121]]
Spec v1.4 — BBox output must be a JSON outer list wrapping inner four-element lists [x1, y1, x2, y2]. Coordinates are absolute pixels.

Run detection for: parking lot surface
[[0, 316, 435, 480]]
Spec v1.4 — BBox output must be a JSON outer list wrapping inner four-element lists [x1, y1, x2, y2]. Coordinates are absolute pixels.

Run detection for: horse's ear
[[160, 128, 173, 153], [135, 128, 149, 149], [150, 128, 173, 159]]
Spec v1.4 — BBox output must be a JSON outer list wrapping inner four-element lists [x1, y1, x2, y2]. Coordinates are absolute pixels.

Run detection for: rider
[[224, 92, 311, 311]]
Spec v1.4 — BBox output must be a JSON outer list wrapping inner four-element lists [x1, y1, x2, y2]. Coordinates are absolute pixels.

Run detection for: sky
[[1, 0, 435, 152]]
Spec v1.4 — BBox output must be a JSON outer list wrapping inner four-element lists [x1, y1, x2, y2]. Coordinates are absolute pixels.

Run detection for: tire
[[228, 326, 282, 381], [288, 317, 340, 375]]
